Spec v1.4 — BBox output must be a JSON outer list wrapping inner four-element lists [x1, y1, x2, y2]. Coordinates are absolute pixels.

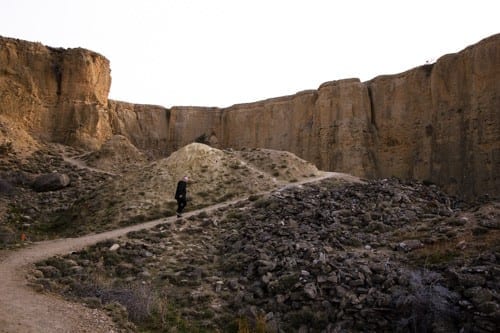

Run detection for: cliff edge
[[1, 34, 499, 198]]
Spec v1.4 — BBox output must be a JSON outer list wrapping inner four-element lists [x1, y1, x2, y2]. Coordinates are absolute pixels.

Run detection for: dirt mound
[[137, 143, 322, 209], [234, 147, 320, 182], [64, 143, 324, 233], [0, 140, 324, 241], [81, 135, 147, 173]]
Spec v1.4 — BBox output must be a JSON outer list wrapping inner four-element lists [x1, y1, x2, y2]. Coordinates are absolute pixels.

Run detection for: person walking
[[175, 176, 189, 217]]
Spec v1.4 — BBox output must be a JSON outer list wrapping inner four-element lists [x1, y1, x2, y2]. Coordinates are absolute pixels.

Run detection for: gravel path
[[0, 172, 357, 333]]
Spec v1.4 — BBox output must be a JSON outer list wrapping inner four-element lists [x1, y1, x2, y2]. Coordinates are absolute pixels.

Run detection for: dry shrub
[[393, 269, 460, 332], [99, 283, 155, 323], [237, 313, 268, 333], [238, 317, 250, 333], [411, 240, 462, 266], [146, 294, 199, 332], [68, 274, 155, 324], [410, 229, 500, 267]]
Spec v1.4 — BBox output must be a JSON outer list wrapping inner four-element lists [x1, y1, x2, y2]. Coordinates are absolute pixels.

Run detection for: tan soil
[[0, 171, 359, 333], [66, 143, 328, 232]]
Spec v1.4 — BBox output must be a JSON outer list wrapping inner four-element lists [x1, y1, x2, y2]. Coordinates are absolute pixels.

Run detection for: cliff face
[[0, 36, 112, 149], [1, 34, 499, 198], [367, 34, 500, 198], [211, 80, 375, 179], [107, 101, 171, 156]]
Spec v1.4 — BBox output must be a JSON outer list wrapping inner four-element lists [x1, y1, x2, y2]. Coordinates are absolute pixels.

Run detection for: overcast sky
[[1, 0, 499, 108]]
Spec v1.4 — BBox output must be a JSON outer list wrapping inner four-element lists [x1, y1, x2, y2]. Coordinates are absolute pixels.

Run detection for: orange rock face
[[368, 35, 500, 198], [0, 36, 112, 149], [1, 34, 499, 198]]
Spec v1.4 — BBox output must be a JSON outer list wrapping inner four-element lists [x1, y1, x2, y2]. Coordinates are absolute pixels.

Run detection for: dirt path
[[0, 172, 359, 333], [62, 155, 117, 176]]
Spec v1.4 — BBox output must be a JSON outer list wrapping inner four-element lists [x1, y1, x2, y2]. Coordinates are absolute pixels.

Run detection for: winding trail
[[0, 172, 360, 333], [62, 154, 117, 176]]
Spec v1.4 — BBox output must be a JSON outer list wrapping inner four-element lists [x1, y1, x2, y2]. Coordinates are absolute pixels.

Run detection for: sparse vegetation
[[21, 177, 499, 332], [3, 135, 498, 333], [410, 239, 462, 266], [0, 142, 323, 245], [393, 270, 460, 333], [409, 230, 500, 268]]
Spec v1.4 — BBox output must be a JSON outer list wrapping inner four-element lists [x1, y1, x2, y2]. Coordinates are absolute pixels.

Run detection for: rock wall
[[0, 36, 112, 149], [1, 34, 499, 198], [163, 35, 499, 198], [107, 100, 171, 156], [367, 34, 500, 198]]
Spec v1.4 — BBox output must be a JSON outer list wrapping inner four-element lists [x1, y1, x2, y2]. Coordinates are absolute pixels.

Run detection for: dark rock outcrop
[[32, 173, 70, 192]]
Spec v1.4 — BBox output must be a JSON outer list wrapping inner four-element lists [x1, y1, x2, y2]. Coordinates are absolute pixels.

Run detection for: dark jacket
[[175, 180, 187, 200]]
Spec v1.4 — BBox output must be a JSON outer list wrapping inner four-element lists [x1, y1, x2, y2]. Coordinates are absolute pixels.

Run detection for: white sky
[[1, 0, 499, 108]]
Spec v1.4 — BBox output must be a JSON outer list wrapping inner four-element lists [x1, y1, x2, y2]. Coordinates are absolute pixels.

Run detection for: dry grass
[[237, 314, 268, 333], [409, 229, 500, 267]]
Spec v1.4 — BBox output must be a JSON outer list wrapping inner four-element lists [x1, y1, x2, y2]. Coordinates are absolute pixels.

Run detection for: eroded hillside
[[0, 140, 321, 244], [28, 177, 500, 332], [0, 132, 498, 332], [1, 32, 500, 333]]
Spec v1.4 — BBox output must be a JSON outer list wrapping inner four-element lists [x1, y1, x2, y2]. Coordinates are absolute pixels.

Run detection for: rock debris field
[[28, 177, 500, 332]]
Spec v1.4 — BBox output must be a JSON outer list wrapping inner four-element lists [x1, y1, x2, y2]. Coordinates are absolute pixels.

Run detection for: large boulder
[[32, 173, 70, 192]]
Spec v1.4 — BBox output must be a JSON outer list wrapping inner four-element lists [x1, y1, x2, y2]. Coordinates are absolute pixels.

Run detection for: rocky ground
[[1, 138, 499, 332], [0, 143, 114, 242], [27, 177, 500, 332]]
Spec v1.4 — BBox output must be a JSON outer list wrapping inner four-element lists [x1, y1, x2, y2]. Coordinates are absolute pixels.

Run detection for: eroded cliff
[[0, 36, 112, 150], [368, 34, 500, 198], [0, 34, 499, 198]]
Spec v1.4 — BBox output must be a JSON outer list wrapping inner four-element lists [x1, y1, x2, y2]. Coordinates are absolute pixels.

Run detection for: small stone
[[327, 274, 338, 284], [276, 294, 287, 303], [262, 272, 273, 284], [304, 283, 317, 299], [30, 269, 44, 279], [335, 285, 347, 297], [398, 239, 424, 252], [139, 270, 152, 278], [70, 266, 84, 273], [317, 275, 328, 283]]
